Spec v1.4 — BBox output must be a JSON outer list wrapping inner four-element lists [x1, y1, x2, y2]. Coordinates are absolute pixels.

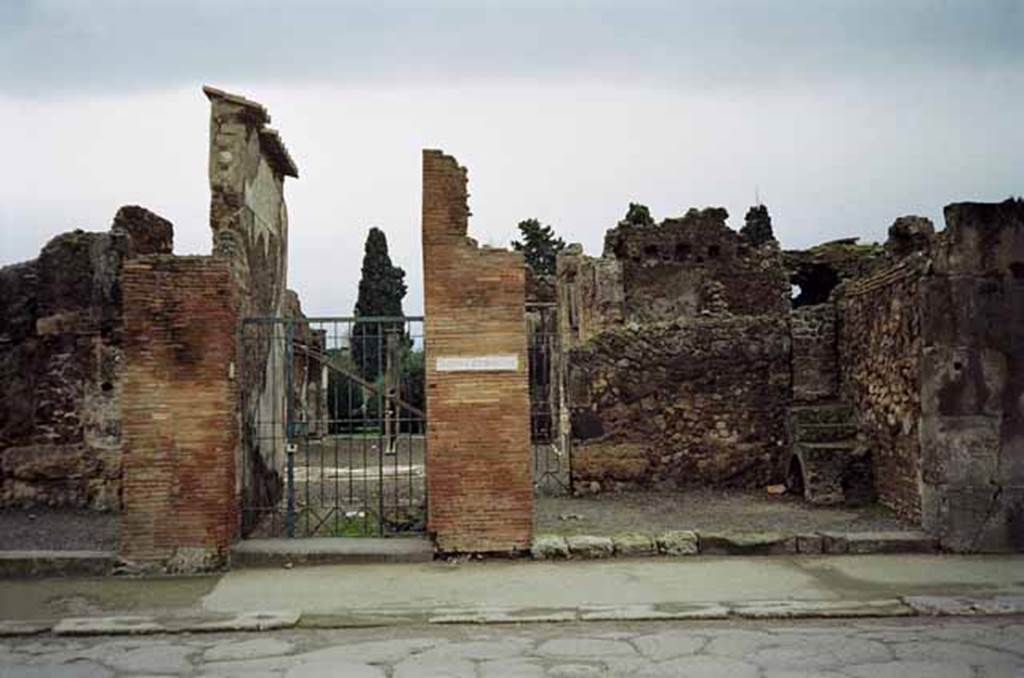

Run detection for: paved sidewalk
[[204, 554, 1024, 617], [1, 554, 1022, 631], [2, 616, 1022, 677]]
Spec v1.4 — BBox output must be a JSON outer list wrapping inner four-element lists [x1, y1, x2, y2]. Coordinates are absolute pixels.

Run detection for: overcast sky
[[1, 0, 1021, 316]]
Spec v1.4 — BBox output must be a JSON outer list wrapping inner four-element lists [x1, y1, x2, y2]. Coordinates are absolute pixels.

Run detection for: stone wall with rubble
[[559, 209, 792, 490], [791, 303, 839, 404], [0, 207, 172, 510], [204, 86, 299, 532], [837, 257, 928, 521], [918, 200, 1024, 552], [569, 316, 791, 490]]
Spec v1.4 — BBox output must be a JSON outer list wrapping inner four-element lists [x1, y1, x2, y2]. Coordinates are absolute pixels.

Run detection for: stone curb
[[531, 530, 938, 560], [6, 594, 1022, 637], [0, 550, 117, 578]]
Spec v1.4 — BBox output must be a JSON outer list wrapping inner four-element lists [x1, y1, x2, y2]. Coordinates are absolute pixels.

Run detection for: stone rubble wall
[[838, 261, 926, 521], [557, 209, 791, 492], [791, 303, 839, 403], [0, 206, 172, 510], [422, 149, 533, 552], [568, 315, 791, 490]]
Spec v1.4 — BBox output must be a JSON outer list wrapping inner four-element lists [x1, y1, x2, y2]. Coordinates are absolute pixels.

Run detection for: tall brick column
[[120, 256, 240, 570], [422, 149, 533, 552]]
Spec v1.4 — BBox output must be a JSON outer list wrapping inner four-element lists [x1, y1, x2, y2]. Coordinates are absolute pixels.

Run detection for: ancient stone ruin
[[543, 198, 1024, 552], [0, 84, 1020, 562], [0, 206, 172, 510]]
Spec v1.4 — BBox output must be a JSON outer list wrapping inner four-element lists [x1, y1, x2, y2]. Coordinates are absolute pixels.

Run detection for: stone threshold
[[3, 594, 1022, 637], [230, 537, 435, 568], [531, 529, 939, 560], [0, 550, 117, 578]]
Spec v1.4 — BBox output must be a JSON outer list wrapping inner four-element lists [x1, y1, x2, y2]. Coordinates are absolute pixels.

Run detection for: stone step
[[795, 422, 858, 443], [795, 441, 863, 460], [789, 403, 854, 425], [230, 537, 434, 568]]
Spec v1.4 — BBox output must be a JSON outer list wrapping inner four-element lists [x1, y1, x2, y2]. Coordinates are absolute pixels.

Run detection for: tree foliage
[[351, 228, 407, 381], [511, 218, 565, 276], [741, 204, 775, 246], [623, 202, 655, 227]]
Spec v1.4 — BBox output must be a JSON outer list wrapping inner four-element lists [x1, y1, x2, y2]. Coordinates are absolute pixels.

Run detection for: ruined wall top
[[592, 207, 790, 321], [936, 198, 1024, 276], [203, 86, 297, 179], [422, 150, 471, 242], [206, 86, 296, 319]]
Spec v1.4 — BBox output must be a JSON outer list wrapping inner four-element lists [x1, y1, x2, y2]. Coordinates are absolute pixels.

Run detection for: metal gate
[[527, 303, 572, 494], [239, 316, 426, 538]]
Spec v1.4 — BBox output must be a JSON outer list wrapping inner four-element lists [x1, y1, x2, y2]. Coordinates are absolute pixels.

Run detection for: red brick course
[[120, 256, 239, 565], [422, 150, 533, 553]]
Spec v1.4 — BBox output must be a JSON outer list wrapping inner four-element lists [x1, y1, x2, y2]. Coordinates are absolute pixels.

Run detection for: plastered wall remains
[[918, 200, 1024, 551], [204, 86, 299, 534]]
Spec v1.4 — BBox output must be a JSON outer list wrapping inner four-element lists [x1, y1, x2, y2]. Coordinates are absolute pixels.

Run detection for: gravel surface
[[0, 508, 118, 551], [535, 488, 913, 536]]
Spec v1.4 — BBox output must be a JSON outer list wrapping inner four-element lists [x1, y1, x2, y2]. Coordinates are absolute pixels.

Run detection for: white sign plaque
[[436, 355, 518, 372]]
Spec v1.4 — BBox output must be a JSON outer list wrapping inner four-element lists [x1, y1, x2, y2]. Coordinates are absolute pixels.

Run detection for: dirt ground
[[0, 508, 119, 551], [534, 488, 914, 536]]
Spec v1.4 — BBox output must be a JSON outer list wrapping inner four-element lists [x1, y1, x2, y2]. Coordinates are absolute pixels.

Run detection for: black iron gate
[[527, 303, 572, 494], [239, 316, 426, 538]]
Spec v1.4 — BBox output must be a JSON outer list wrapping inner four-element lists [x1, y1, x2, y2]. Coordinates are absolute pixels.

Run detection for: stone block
[[698, 531, 796, 555], [732, 598, 913, 619], [191, 610, 300, 632], [53, 616, 165, 636], [796, 533, 824, 554], [821, 531, 938, 555], [904, 594, 1024, 616], [566, 535, 614, 559], [530, 535, 570, 560], [611, 533, 656, 557], [655, 530, 699, 556]]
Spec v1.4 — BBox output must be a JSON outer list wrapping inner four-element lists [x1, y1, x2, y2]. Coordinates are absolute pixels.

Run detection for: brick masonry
[[422, 149, 533, 553], [120, 256, 239, 567]]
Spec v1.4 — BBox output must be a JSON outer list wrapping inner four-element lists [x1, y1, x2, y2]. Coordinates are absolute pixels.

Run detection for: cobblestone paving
[[2, 617, 1022, 677]]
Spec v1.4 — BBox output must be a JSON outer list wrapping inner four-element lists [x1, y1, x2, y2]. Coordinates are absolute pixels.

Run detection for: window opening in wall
[[707, 244, 721, 258], [791, 264, 840, 307], [674, 243, 691, 261]]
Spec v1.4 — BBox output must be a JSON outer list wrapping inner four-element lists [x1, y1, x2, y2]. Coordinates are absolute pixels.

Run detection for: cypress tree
[[351, 227, 407, 382]]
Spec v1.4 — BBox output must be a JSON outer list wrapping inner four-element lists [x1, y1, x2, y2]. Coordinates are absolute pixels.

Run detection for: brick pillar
[[422, 149, 533, 552], [120, 256, 239, 570]]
